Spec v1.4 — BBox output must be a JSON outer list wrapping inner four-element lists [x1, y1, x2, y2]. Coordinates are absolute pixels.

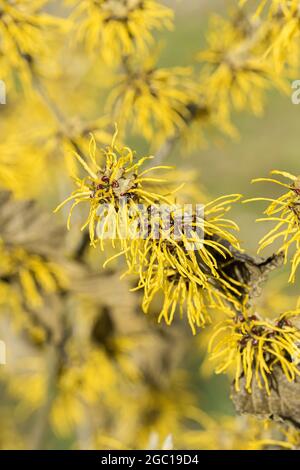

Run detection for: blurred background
[[0, 0, 299, 450]]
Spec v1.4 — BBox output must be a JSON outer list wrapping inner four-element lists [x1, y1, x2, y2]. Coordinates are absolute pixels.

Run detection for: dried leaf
[[232, 365, 300, 429], [210, 234, 284, 302]]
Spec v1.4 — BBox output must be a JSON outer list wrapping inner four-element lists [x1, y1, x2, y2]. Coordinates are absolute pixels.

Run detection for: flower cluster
[[179, 411, 292, 450], [0, 192, 68, 315], [69, 0, 173, 63], [54, 129, 173, 252], [135, 194, 243, 334], [249, 170, 300, 282], [0, 0, 61, 92], [209, 307, 300, 394], [0, 241, 66, 309], [56, 132, 243, 333], [1, 0, 300, 451], [108, 56, 199, 144], [198, 12, 288, 139]]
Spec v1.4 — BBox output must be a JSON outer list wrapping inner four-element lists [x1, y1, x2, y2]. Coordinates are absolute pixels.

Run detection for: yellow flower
[[266, 1, 300, 71], [135, 194, 243, 334], [0, 0, 62, 92], [279, 425, 300, 450], [108, 56, 199, 144], [209, 307, 300, 394], [94, 371, 194, 450], [0, 135, 48, 198], [56, 130, 243, 333], [54, 129, 173, 256], [180, 409, 280, 450], [0, 241, 66, 309], [247, 170, 300, 282], [0, 192, 68, 311], [198, 13, 287, 137], [241, 0, 300, 71], [68, 0, 173, 64], [50, 348, 118, 436]]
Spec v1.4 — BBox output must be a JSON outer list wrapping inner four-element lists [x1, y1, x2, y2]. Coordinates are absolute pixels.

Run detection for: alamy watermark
[[0, 80, 6, 105], [95, 199, 205, 251], [291, 80, 300, 104], [0, 341, 6, 365]]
